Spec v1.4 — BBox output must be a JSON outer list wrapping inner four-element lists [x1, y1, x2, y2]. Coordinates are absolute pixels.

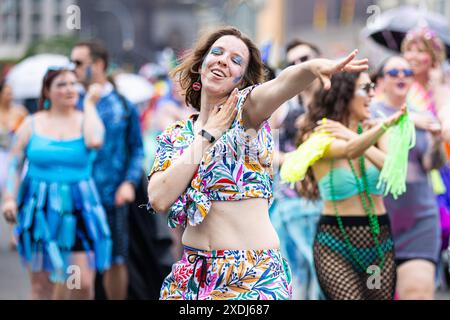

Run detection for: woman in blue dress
[[2, 67, 111, 299]]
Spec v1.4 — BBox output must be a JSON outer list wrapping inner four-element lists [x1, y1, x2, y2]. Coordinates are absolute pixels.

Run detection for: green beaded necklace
[[329, 123, 385, 274]]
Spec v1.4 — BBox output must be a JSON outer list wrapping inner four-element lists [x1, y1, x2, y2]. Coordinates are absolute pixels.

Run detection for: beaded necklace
[[329, 123, 385, 273]]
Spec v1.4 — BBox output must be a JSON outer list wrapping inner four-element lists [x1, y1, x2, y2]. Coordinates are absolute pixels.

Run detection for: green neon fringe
[[377, 113, 416, 199], [280, 131, 335, 187]]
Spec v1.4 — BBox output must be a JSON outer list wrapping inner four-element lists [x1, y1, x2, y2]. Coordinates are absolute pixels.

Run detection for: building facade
[[0, 0, 76, 59]]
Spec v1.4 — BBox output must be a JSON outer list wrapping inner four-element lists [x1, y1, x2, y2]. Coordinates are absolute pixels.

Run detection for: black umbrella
[[362, 5, 450, 60]]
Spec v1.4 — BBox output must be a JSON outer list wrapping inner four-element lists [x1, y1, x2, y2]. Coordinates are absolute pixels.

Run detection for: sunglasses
[[44, 65, 75, 78], [385, 68, 414, 78], [70, 59, 85, 68], [356, 82, 375, 97], [288, 55, 311, 66]]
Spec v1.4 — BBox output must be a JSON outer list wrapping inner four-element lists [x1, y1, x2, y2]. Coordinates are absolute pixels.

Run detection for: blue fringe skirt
[[15, 176, 112, 282]]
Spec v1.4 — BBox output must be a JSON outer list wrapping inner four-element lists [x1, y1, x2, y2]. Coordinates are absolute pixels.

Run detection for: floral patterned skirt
[[160, 245, 292, 300]]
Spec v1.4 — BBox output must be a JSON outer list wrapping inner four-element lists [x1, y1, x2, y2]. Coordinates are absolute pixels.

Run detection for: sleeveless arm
[[3, 116, 33, 201]]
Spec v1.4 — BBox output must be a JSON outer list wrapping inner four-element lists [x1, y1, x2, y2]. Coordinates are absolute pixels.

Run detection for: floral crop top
[[149, 85, 274, 228]]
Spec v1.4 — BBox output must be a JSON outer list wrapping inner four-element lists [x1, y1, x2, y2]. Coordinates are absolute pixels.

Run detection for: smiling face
[[199, 35, 250, 97], [348, 73, 374, 122], [381, 56, 414, 101], [46, 71, 79, 109], [403, 41, 434, 77]]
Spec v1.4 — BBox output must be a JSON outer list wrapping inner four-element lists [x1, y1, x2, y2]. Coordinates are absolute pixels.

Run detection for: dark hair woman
[[147, 26, 369, 300], [297, 71, 405, 300]]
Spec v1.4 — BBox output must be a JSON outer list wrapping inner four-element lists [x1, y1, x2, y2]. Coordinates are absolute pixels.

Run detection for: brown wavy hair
[[296, 71, 362, 199], [170, 26, 264, 111]]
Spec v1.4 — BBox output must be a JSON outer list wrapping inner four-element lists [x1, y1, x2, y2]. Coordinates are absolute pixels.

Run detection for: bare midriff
[[182, 198, 280, 251], [322, 194, 387, 216]]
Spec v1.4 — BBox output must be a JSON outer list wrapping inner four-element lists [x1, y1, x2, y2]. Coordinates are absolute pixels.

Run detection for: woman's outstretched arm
[[243, 50, 369, 129], [314, 108, 405, 165]]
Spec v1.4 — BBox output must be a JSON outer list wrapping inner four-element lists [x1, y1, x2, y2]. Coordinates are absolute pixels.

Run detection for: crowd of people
[[1, 24, 450, 300]]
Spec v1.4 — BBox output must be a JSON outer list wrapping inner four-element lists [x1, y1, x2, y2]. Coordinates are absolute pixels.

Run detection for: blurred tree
[[22, 35, 80, 60]]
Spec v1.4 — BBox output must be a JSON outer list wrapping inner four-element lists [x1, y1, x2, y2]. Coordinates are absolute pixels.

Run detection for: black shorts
[[103, 204, 130, 265]]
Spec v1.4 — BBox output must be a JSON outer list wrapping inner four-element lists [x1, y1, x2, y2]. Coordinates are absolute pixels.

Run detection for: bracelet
[[199, 129, 216, 143]]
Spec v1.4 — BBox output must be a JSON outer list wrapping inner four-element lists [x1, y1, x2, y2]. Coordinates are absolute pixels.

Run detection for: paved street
[[0, 218, 29, 300]]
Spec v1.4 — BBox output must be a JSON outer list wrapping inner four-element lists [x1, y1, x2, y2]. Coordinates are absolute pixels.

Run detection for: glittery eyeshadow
[[211, 47, 222, 55], [233, 56, 243, 65]]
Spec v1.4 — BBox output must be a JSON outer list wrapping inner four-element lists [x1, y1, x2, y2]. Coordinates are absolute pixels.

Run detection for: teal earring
[[44, 99, 51, 109]]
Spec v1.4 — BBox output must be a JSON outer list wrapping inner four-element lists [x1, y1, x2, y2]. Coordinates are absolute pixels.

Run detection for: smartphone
[[85, 65, 93, 85]]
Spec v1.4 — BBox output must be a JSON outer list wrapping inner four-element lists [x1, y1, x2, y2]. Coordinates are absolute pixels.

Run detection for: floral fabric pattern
[[149, 85, 274, 228], [160, 247, 292, 300]]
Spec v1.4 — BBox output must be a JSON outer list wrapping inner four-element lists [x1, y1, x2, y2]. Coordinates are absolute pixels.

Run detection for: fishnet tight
[[313, 216, 396, 300]]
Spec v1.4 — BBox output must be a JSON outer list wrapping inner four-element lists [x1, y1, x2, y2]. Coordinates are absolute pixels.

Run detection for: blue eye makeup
[[233, 75, 243, 84], [210, 47, 243, 65], [232, 56, 243, 65], [211, 47, 222, 55]]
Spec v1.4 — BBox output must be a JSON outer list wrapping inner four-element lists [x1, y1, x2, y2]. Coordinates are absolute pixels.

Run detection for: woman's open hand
[[383, 104, 407, 128], [308, 50, 369, 90], [203, 88, 239, 140], [84, 83, 103, 106], [2, 199, 17, 224]]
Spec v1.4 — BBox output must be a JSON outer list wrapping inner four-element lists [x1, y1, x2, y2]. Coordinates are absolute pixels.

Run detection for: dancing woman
[[297, 71, 405, 299], [2, 67, 111, 299], [147, 26, 368, 300]]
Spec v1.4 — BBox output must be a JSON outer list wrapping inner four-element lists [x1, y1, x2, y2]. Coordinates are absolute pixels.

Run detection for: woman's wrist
[[300, 60, 317, 78], [195, 131, 214, 148], [84, 100, 97, 110], [201, 127, 221, 141], [198, 129, 216, 143]]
